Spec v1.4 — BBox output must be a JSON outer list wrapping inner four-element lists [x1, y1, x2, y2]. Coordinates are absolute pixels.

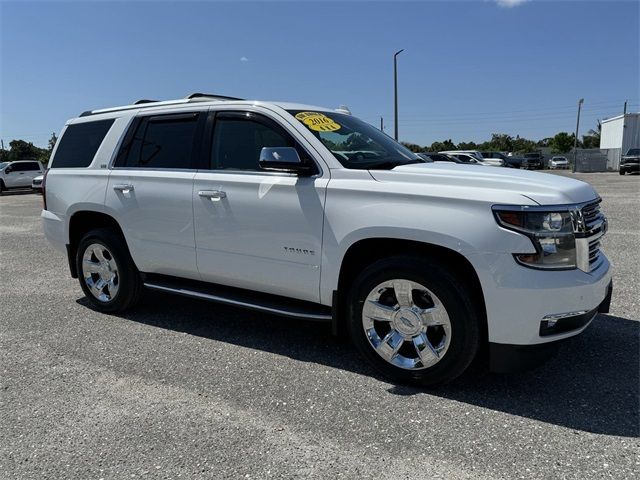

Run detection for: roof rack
[[79, 92, 244, 117]]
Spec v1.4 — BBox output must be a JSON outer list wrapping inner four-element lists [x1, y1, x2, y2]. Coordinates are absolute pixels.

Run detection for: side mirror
[[4, 166, 12, 174], [259, 147, 313, 175]]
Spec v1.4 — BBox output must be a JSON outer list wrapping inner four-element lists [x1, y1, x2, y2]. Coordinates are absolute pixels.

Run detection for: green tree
[[548, 132, 575, 153], [429, 139, 456, 152], [400, 141, 424, 153], [582, 120, 601, 149]]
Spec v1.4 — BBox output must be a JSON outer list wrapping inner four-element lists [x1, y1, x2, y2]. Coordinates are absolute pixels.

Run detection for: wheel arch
[[334, 238, 488, 347], [67, 210, 129, 278]]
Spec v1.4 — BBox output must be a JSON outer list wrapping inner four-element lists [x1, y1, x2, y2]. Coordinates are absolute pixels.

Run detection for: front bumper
[[473, 250, 612, 345], [620, 163, 640, 173], [489, 281, 612, 372]]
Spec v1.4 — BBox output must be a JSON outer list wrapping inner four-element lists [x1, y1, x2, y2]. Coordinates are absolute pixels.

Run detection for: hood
[[369, 163, 598, 206]]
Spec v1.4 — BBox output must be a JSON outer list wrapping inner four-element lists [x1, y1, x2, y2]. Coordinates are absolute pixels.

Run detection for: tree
[[400, 141, 423, 153], [582, 120, 601, 149], [457, 141, 478, 150], [548, 132, 575, 153], [428, 139, 456, 152]]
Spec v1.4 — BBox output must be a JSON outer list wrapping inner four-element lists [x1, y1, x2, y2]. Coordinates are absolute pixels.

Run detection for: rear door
[[192, 108, 328, 302], [104, 109, 206, 279]]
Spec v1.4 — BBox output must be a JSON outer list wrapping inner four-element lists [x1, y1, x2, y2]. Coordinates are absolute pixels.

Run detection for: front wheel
[[347, 256, 481, 386], [76, 228, 142, 312], [619, 169, 625, 175]]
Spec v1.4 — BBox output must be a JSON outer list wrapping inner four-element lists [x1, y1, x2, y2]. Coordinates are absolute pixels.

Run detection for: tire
[[346, 256, 481, 386], [619, 170, 625, 175], [0, 180, 4, 195], [76, 228, 142, 312]]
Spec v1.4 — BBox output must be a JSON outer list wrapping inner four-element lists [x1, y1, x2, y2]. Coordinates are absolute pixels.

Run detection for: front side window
[[288, 110, 422, 170], [121, 113, 200, 169], [211, 112, 302, 171], [51, 119, 114, 168]]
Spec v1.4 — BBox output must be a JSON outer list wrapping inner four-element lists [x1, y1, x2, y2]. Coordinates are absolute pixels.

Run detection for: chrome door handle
[[199, 190, 227, 201], [113, 184, 134, 193]]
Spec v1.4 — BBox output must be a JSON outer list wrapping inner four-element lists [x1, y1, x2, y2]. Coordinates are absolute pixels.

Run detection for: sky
[[1, 0, 638, 148]]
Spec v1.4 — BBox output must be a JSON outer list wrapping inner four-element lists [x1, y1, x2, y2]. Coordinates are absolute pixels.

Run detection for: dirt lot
[[1, 172, 638, 479]]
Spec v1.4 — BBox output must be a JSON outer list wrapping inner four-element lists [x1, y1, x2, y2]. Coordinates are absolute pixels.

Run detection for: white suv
[[0, 160, 44, 193], [42, 93, 613, 385]]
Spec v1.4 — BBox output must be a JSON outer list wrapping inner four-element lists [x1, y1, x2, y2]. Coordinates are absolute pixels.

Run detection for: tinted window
[[122, 113, 200, 169], [211, 113, 298, 171], [26, 161, 41, 171], [52, 120, 114, 168]]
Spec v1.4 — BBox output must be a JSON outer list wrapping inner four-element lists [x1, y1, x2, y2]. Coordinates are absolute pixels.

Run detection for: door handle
[[113, 184, 134, 193], [199, 190, 227, 201]]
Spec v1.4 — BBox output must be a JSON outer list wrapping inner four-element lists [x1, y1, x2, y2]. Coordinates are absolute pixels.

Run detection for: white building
[[600, 113, 640, 169]]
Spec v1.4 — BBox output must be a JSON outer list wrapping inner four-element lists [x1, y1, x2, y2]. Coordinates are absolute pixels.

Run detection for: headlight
[[493, 208, 576, 270]]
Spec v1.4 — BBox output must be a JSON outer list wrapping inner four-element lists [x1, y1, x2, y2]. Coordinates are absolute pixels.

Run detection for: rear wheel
[[76, 228, 142, 312], [347, 256, 481, 386]]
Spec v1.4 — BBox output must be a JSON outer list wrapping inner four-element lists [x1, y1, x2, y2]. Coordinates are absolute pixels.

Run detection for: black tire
[[76, 228, 142, 312], [0, 180, 4, 195], [347, 256, 481, 386], [619, 170, 625, 175]]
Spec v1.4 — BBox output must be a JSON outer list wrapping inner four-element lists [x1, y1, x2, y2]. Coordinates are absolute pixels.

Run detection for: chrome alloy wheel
[[362, 279, 452, 370], [81, 243, 119, 302]]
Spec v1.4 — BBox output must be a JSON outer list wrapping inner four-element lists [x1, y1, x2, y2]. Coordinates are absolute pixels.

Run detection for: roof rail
[[79, 93, 243, 117], [186, 93, 244, 101]]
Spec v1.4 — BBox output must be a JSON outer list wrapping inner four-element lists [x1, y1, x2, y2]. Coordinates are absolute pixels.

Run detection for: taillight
[[42, 169, 49, 210]]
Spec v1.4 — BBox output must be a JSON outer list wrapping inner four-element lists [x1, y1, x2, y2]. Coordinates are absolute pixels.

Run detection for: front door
[[193, 110, 328, 303]]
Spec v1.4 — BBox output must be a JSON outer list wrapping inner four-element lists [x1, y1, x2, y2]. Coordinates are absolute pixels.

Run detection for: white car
[[0, 160, 44, 194], [41, 93, 612, 386], [440, 150, 504, 167], [549, 156, 569, 169], [32, 174, 45, 193]]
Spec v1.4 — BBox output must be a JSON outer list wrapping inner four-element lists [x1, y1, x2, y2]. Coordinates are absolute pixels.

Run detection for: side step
[[142, 274, 332, 322]]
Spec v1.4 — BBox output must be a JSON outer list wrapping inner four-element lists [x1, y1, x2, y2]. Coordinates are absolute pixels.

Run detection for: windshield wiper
[[366, 159, 425, 170]]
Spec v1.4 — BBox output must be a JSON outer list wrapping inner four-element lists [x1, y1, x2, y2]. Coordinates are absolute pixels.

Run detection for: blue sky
[[1, 0, 638, 147]]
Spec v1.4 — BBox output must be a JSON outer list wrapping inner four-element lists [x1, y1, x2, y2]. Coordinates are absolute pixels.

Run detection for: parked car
[[521, 153, 544, 170], [619, 148, 640, 175], [0, 160, 44, 194], [418, 152, 457, 163], [479, 151, 508, 167], [440, 150, 502, 167], [549, 156, 569, 170], [503, 156, 523, 169], [42, 93, 612, 386], [32, 174, 45, 193]]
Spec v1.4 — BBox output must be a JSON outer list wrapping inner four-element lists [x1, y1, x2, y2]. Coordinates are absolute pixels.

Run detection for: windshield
[[288, 110, 422, 169], [0, 162, 8, 170], [627, 148, 640, 156]]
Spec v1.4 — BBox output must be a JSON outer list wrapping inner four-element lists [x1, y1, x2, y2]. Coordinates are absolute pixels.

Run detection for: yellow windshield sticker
[[295, 111, 341, 132]]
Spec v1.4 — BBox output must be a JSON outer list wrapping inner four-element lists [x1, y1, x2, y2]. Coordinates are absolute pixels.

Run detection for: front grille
[[581, 200, 603, 232], [579, 200, 605, 271]]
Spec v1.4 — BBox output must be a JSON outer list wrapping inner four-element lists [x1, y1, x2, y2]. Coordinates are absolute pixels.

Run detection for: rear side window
[[119, 113, 200, 169], [52, 119, 114, 168], [9, 162, 40, 171]]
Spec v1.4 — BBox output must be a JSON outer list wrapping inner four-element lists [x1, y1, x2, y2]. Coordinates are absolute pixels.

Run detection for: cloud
[[240, 56, 249, 62], [494, 0, 529, 7]]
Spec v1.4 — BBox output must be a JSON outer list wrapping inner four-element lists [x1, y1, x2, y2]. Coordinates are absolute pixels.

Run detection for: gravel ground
[[1, 172, 638, 479]]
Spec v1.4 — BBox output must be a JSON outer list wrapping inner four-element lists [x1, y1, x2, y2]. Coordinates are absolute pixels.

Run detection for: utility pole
[[572, 98, 584, 173], [393, 49, 404, 141], [380, 116, 384, 132]]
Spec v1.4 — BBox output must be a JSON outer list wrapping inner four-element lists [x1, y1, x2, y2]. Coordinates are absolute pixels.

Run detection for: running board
[[142, 274, 332, 322]]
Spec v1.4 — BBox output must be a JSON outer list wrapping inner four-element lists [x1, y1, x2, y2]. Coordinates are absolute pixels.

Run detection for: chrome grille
[[581, 201, 604, 232], [578, 200, 605, 271]]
